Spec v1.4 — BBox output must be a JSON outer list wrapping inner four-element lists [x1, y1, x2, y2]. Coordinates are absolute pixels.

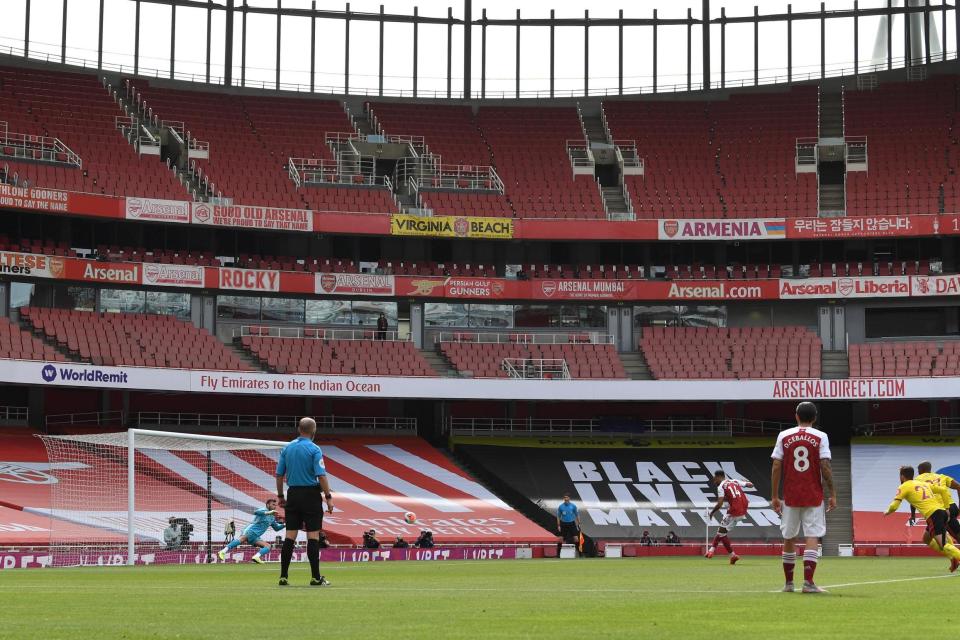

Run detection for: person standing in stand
[[771, 401, 836, 594]]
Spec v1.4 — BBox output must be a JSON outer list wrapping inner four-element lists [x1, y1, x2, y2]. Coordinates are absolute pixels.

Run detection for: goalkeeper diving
[[218, 498, 286, 564]]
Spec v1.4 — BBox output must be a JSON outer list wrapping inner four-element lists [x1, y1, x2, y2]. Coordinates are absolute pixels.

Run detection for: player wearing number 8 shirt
[[770, 402, 836, 594]]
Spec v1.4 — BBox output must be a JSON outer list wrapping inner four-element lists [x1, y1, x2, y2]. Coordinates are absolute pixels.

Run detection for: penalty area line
[[766, 573, 957, 593]]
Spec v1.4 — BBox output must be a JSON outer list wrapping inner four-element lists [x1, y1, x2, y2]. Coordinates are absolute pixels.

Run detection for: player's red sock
[[719, 535, 733, 554], [711, 534, 722, 549], [782, 551, 796, 582], [803, 549, 819, 583]]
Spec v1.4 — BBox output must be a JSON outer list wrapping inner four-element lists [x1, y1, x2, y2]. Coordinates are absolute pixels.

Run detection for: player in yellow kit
[[884, 465, 960, 573], [916, 460, 960, 541]]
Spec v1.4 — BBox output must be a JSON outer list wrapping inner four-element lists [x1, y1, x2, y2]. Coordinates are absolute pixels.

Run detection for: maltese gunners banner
[[456, 438, 781, 541], [850, 437, 960, 544]]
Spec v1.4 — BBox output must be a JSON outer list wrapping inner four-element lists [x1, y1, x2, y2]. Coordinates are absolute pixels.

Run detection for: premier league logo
[[41, 364, 57, 382]]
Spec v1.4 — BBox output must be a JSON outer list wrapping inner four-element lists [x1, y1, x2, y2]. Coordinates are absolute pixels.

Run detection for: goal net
[[37, 429, 287, 567]]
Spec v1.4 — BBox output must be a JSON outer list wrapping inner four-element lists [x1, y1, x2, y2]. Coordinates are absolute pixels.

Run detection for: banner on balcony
[[657, 218, 786, 241], [191, 203, 313, 232], [125, 197, 191, 224], [390, 215, 513, 239]]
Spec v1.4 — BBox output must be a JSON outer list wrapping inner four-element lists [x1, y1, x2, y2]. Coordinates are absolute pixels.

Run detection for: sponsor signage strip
[[5, 248, 960, 302], [0, 184, 956, 241], [391, 214, 514, 239], [19, 360, 960, 400]]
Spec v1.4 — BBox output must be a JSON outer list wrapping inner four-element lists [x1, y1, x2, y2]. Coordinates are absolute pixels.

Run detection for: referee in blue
[[275, 417, 333, 586], [557, 493, 581, 546]]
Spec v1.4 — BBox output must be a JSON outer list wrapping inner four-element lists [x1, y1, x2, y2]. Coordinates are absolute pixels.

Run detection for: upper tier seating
[[604, 87, 818, 218], [478, 106, 606, 219], [240, 335, 435, 376], [419, 191, 514, 217], [439, 336, 627, 379], [132, 82, 394, 212], [0, 316, 68, 362], [845, 77, 956, 216], [20, 307, 252, 370], [0, 66, 188, 199], [849, 341, 960, 377], [368, 103, 491, 166], [640, 326, 822, 379]]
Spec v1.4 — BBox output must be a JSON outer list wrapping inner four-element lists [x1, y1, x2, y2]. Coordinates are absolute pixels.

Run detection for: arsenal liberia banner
[[456, 439, 781, 541]]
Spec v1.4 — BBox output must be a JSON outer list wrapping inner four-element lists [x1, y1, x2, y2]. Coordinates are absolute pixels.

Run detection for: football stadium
[[1, 0, 960, 637]]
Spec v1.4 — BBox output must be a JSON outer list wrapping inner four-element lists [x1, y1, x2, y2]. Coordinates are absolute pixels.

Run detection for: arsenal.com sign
[[315, 273, 395, 296]]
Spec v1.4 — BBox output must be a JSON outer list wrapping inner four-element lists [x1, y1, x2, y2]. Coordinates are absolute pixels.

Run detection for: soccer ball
[[404, 511, 417, 524]]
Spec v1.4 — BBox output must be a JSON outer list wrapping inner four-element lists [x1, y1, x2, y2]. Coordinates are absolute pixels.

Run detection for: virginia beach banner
[[456, 441, 781, 540], [391, 214, 513, 239]]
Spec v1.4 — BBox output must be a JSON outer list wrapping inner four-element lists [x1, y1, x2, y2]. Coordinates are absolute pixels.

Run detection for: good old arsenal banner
[[191, 202, 313, 232], [456, 439, 781, 541]]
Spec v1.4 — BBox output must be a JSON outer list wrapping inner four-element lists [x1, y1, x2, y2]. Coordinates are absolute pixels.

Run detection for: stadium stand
[[130, 82, 395, 212], [603, 87, 818, 218], [0, 315, 68, 362], [844, 77, 955, 216], [438, 334, 627, 379], [640, 326, 822, 379], [419, 191, 514, 217], [239, 333, 436, 376], [848, 341, 960, 377], [19, 307, 253, 370], [367, 103, 491, 166], [0, 66, 188, 198], [478, 106, 606, 219]]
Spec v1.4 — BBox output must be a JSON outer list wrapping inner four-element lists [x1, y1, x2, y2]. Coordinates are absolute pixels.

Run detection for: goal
[[37, 429, 287, 566]]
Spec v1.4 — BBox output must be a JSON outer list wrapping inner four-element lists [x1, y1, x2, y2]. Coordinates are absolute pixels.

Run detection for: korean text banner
[[390, 214, 513, 239]]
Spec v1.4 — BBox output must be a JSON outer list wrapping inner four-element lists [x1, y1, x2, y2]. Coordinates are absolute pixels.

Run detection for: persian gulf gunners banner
[[391, 214, 514, 239], [455, 438, 781, 540], [851, 438, 960, 544]]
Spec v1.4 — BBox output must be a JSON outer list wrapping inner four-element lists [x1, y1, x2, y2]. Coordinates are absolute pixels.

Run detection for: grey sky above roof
[[0, 0, 950, 97]]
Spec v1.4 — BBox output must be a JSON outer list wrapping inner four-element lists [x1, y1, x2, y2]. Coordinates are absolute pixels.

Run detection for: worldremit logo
[[41, 365, 129, 385]]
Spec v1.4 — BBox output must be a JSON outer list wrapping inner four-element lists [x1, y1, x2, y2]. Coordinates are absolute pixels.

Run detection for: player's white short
[[780, 504, 826, 539], [719, 513, 746, 530]]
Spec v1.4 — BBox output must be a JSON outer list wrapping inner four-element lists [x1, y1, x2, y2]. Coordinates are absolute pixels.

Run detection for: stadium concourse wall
[[2, 184, 959, 243]]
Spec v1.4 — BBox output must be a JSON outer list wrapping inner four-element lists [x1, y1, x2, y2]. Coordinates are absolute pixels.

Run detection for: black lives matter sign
[[459, 444, 781, 540]]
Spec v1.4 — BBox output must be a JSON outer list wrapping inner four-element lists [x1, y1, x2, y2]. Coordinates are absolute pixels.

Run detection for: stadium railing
[[46, 411, 126, 428], [0, 405, 29, 425], [236, 326, 407, 341], [855, 417, 960, 436], [449, 417, 787, 437], [435, 331, 614, 345], [137, 412, 417, 434]]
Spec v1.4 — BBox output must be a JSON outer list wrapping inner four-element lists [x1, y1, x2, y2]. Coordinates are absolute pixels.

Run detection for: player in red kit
[[771, 401, 836, 594], [705, 470, 753, 564]]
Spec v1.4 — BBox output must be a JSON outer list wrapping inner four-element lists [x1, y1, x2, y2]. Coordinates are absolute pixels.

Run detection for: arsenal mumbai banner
[[315, 272, 395, 296], [142, 263, 205, 288], [789, 215, 938, 239], [390, 214, 514, 239], [457, 441, 782, 540], [851, 438, 960, 544], [191, 202, 313, 232], [0, 252, 65, 279], [125, 197, 191, 224], [657, 218, 786, 241], [778, 276, 911, 300]]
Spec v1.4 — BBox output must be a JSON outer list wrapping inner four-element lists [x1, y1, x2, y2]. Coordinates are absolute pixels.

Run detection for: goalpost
[[38, 429, 287, 566]]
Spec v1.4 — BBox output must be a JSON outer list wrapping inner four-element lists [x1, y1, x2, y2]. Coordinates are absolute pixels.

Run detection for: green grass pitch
[[2, 556, 958, 639]]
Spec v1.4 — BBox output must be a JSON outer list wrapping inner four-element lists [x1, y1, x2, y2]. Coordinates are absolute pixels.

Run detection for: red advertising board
[[191, 202, 313, 232], [125, 197, 191, 224], [788, 215, 939, 239], [64, 260, 140, 285]]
